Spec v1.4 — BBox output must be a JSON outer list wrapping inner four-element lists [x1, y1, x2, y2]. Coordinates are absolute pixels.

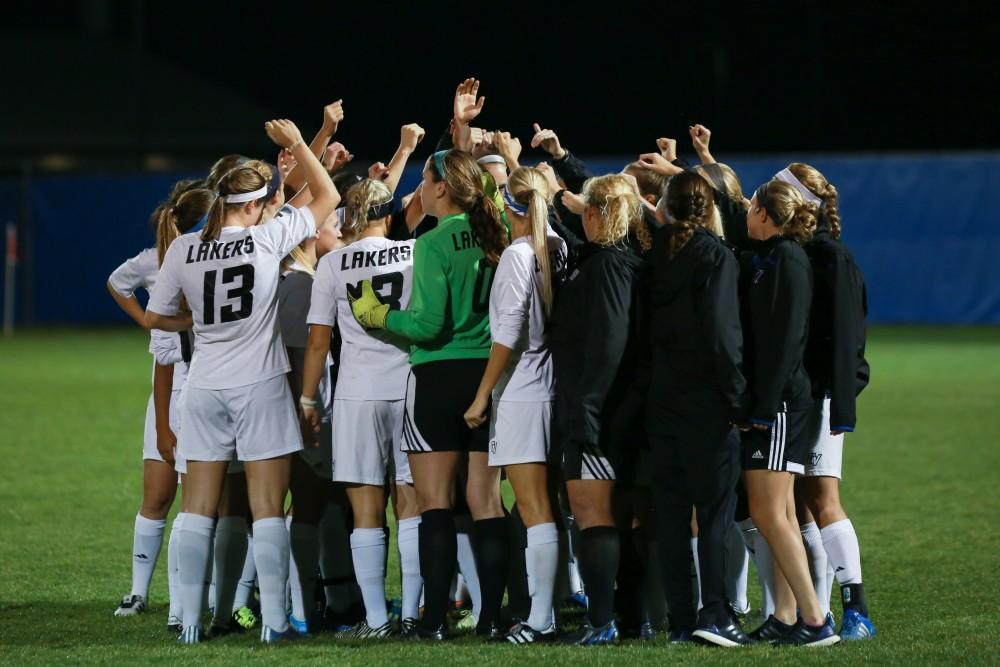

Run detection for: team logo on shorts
[[489, 439, 497, 454], [810, 452, 823, 466]]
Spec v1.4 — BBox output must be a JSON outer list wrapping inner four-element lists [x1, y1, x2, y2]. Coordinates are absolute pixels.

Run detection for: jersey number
[[348, 272, 404, 311], [202, 265, 255, 324], [472, 262, 495, 314]]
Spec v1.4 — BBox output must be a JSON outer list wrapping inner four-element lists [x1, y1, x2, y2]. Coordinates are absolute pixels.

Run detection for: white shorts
[[331, 399, 411, 485], [803, 397, 844, 479], [178, 374, 303, 463], [299, 420, 334, 480], [488, 400, 552, 467]]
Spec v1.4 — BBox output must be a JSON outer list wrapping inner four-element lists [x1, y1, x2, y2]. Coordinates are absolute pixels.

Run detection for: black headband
[[367, 199, 394, 220]]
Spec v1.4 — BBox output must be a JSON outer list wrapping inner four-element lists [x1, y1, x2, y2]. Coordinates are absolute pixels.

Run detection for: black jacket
[[740, 236, 814, 424], [647, 226, 748, 432], [551, 243, 647, 447], [803, 228, 870, 430], [551, 150, 594, 194]]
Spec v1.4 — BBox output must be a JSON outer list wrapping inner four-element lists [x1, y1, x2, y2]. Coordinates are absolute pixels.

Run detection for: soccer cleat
[[669, 628, 695, 643], [167, 616, 182, 633], [839, 608, 876, 640], [748, 615, 795, 643], [563, 620, 619, 646], [476, 620, 505, 642], [693, 619, 751, 647], [405, 622, 448, 641], [506, 620, 557, 644], [177, 625, 204, 645], [288, 614, 309, 636], [825, 612, 836, 633], [454, 609, 477, 631], [399, 617, 419, 638], [114, 594, 147, 617], [335, 619, 395, 640], [775, 621, 841, 647], [567, 591, 588, 609], [260, 624, 301, 644], [233, 606, 259, 630], [388, 598, 402, 623]]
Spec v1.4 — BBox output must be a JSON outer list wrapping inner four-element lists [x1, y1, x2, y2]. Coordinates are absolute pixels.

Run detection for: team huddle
[[107, 78, 874, 648]]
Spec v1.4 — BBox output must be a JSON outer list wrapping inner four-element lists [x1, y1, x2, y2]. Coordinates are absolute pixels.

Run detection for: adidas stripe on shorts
[[741, 402, 809, 474], [401, 360, 489, 454]]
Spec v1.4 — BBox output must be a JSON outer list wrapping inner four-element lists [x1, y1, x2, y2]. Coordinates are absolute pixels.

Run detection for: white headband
[[224, 185, 268, 203], [773, 168, 823, 208], [477, 154, 506, 166]]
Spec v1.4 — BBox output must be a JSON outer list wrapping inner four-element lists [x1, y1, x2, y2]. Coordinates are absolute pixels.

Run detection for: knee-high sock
[[565, 526, 584, 596], [167, 513, 185, 620], [726, 521, 750, 615], [397, 517, 422, 621], [232, 534, 256, 611], [455, 522, 482, 620], [472, 517, 509, 631], [178, 513, 215, 628], [526, 523, 558, 631], [506, 506, 530, 621], [320, 501, 355, 613], [578, 526, 619, 628], [213, 516, 249, 626], [253, 517, 290, 632], [419, 509, 456, 629], [131, 514, 167, 599], [800, 521, 829, 617], [821, 519, 868, 615], [289, 521, 320, 624], [351, 528, 388, 628], [690, 537, 703, 611], [754, 530, 776, 618]]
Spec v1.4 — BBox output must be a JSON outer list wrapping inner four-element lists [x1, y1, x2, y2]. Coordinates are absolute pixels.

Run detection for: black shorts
[[741, 403, 809, 474], [561, 386, 644, 484], [402, 359, 489, 454]]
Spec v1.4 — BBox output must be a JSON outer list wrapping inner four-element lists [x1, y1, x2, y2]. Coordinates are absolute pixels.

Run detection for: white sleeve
[[146, 243, 184, 316], [490, 249, 532, 349], [149, 329, 184, 365], [253, 204, 317, 257], [108, 248, 156, 297], [306, 254, 339, 327]]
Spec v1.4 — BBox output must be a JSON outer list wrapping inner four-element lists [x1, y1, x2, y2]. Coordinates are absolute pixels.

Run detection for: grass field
[[2, 327, 999, 665]]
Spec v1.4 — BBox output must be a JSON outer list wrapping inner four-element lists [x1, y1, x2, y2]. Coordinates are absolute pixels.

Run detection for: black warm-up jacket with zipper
[[740, 235, 814, 426], [803, 227, 870, 431], [647, 226, 749, 433]]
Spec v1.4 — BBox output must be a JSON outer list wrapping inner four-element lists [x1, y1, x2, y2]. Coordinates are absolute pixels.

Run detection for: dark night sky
[[4, 0, 998, 162]]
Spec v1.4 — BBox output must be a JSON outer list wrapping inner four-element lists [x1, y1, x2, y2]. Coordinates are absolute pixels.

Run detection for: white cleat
[[114, 594, 147, 617], [177, 625, 204, 645]]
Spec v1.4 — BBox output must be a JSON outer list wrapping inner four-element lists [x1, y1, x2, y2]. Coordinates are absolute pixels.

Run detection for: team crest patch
[[810, 452, 823, 466], [489, 440, 497, 454]]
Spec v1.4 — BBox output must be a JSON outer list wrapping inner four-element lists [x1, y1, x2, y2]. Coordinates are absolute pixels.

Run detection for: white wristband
[[288, 139, 304, 151], [299, 396, 318, 409]]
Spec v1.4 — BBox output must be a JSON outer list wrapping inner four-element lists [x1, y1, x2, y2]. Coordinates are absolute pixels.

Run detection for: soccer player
[[107, 182, 211, 624], [463, 166, 568, 643], [145, 118, 339, 644], [739, 180, 839, 646], [349, 145, 510, 641], [782, 163, 875, 640]]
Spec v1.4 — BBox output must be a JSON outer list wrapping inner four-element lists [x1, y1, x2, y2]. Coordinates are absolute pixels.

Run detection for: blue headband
[[432, 150, 448, 181], [189, 211, 209, 234], [502, 185, 529, 216]]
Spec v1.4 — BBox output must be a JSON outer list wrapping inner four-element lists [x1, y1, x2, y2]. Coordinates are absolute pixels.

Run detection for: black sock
[[472, 517, 510, 630], [841, 583, 869, 617], [506, 505, 530, 621], [579, 526, 619, 628], [615, 528, 645, 630], [418, 508, 456, 629]]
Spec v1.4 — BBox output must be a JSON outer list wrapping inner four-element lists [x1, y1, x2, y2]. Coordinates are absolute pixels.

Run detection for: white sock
[[253, 517, 290, 632], [456, 529, 482, 620], [526, 523, 558, 631], [690, 537, 703, 611], [167, 513, 185, 620], [320, 502, 354, 613], [726, 521, 750, 614], [232, 534, 256, 611], [290, 521, 320, 623], [754, 530, 776, 618], [826, 562, 836, 606], [565, 528, 584, 596], [131, 514, 167, 599], [821, 519, 863, 585], [800, 522, 830, 616], [213, 516, 248, 625], [350, 528, 388, 628], [178, 513, 215, 628], [397, 517, 422, 620], [738, 518, 758, 563]]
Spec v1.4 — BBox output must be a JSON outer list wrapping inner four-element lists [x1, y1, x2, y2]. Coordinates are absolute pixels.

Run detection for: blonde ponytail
[[582, 175, 642, 249], [755, 180, 817, 245], [527, 189, 554, 316], [156, 187, 213, 265]]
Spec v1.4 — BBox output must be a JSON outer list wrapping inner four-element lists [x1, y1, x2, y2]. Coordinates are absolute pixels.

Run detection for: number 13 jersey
[[307, 236, 415, 400], [147, 205, 317, 390]]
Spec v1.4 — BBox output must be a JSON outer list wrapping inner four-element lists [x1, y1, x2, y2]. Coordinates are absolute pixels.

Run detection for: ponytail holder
[[367, 198, 394, 220], [432, 150, 449, 181], [189, 211, 209, 234], [773, 168, 823, 208], [502, 185, 529, 216]]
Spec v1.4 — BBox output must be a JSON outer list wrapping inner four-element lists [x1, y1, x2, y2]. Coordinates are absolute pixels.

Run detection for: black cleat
[[693, 619, 751, 647], [407, 623, 448, 641], [748, 615, 795, 643], [775, 621, 841, 647]]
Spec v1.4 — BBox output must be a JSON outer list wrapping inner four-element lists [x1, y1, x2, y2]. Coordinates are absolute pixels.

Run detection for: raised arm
[[283, 100, 344, 192], [689, 124, 715, 165], [265, 119, 340, 223], [381, 124, 426, 195]]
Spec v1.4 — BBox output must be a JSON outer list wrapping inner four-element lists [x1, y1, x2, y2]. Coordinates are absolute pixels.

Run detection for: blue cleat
[[563, 620, 619, 645], [825, 612, 836, 633], [261, 624, 302, 644], [775, 620, 841, 647], [288, 614, 309, 636], [567, 591, 589, 609], [177, 625, 204, 645], [693, 619, 751, 647], [839, 608, 876, 640]]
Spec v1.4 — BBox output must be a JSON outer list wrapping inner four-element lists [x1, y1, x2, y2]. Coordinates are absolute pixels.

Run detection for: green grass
[[2, 327, 999, 664]]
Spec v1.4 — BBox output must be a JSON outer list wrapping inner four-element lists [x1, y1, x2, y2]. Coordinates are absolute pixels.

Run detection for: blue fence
[[2, 153, 998, 325]]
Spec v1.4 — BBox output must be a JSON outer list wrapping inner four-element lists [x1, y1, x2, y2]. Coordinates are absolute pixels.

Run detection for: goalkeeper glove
[[347, 279, 390, 329]]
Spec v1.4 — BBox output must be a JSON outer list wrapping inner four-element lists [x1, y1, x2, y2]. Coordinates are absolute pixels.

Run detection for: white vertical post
[[4, 222, 15, 337]]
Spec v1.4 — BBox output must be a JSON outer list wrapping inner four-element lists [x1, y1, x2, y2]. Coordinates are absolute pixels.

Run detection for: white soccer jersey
[[307, 236, 414, 400], [147, 204, 317, 390], [489, 229, 568, 401], [108, 247, 159, 298]]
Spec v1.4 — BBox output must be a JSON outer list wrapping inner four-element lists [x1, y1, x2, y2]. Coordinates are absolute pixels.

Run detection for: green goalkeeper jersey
[[385, 212, 497, 366]]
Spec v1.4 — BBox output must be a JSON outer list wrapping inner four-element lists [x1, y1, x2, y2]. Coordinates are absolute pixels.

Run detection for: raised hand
[[494, 131, 522, 170], [536, 162, 561, 194], [368, 162, 389, 181], [689, 124, 712, 155], [324, 142, 353, 172], [530, 122, 567, 159], [400, 123, 426, 153], [265, 119, 304, 149], [277, 148, 298, 179], [454, 77, 486, 125], [656, 137, 677, 162], [323, 99, 345, 134], [637, 152, 683, 176]]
